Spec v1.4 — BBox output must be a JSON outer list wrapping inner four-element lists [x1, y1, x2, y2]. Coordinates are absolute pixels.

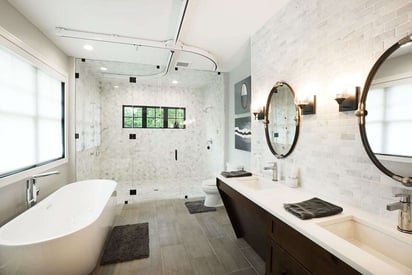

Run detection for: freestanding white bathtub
[[0, 179, 117, 275]]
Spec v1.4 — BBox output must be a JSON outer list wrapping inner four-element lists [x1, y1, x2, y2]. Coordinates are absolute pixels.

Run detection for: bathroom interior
[[1, 0, 412, 274]]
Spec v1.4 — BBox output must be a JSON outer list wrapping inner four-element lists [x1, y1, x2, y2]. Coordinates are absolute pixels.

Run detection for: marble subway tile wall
[[251, 0, 412, 218], [75, 61, 102, 180], [99, 76, 224, 204]]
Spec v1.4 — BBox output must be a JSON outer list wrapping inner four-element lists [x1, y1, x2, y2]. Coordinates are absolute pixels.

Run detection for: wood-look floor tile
[[92, 198, 260, 275], [195, 212, 226, 239], [183, 234, 215, 258], [241, 247, 265, 275], [161, 244, 194, 275], [158, 222, 182, 247], [227, 267, 258, 275], [191, 255, 226, 275], [209, 237, 250, 273]]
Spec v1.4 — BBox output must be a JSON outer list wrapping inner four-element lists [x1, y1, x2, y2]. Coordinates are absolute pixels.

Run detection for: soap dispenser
[[286, 166, 299, 188]]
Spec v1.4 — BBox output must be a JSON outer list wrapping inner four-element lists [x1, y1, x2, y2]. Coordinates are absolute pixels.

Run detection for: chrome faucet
[[26, 170, 60, 208], [386, 193, 412, 233], [264, 162, 278, 181]]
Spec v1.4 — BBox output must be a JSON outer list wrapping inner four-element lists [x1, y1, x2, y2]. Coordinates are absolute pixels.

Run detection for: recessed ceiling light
[[172, 80, 178, 84], [114, 85, 119, 89], [100, 67, 108, 71], [83, 44, 94, 51]]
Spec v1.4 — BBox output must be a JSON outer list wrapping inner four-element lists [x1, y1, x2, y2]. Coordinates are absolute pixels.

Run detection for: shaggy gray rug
[[184, 200, 216, 214], [101, 222, 149, 265]]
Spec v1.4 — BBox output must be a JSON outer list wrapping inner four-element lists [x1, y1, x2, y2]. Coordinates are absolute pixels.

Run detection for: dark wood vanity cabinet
[[217, 179, 361, 275], [217, 178, 269, 260], [269, 240, 311, 275], [268, 216, 360, 275]]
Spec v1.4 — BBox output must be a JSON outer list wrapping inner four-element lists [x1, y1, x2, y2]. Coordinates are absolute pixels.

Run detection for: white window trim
[[0, 26, 68, 188]]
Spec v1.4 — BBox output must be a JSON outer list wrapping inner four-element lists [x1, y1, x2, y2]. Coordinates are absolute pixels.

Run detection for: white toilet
[[202, 178, 223, 207]]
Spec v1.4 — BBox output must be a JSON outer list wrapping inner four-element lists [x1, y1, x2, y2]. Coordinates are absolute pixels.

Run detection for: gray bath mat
[[101, 222, 149, 265], [185, 200, 216, 214]]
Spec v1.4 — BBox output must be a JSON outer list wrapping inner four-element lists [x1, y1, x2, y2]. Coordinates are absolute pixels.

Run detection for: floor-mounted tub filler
[[0, 179, 118, 275]]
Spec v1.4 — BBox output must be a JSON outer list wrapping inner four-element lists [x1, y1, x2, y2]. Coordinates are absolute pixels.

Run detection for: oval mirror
[[264, 81, 300, 158], [358, 34, 412, 187]]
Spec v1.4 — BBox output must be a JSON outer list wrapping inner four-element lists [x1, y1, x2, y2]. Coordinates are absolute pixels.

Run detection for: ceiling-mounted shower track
[[56, 0, 219, 77]]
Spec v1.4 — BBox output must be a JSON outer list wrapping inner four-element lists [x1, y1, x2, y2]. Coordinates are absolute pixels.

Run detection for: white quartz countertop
[[217, 175, 412, 275]]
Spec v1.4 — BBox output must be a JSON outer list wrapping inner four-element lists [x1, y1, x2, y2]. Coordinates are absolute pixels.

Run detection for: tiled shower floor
[[91, 199, 265, 275]]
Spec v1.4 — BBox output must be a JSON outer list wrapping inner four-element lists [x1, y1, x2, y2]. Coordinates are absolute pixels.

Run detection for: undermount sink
[[318, 216, 412, 273], [234, 176, 276, 190]]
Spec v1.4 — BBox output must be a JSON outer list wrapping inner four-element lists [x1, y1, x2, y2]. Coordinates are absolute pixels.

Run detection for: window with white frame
[[0, 44, 65, 178], [366, 82, 412, 157]]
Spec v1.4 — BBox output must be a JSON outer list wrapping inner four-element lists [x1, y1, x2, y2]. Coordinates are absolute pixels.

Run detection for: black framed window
[[123, 106, 143, 128], [167, 108, 185, 129], [146, 107, 164, 128], [122, 105, 185, 129]]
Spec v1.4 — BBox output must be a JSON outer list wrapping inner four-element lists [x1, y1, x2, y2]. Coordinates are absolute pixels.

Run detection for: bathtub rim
[[0, 179, 117, 247]]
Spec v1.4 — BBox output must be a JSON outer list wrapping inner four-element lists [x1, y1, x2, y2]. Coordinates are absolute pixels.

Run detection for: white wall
[[225, 41, 252, 171], [250, 0, 412, 218], [0, 0, 72, 225]]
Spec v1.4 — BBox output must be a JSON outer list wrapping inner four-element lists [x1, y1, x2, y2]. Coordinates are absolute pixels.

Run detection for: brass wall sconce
[[335, 86, 360, 112], [296, 95, 316, 115], [253, 106, 265, 120]]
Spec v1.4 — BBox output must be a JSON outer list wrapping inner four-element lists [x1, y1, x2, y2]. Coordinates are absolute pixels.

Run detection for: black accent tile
[[75, 72, 79, 79], [130, 189, 137, 195], [129, 77, 136, 83], [75, 133, 79, 139], [129, 133, 136, 139]]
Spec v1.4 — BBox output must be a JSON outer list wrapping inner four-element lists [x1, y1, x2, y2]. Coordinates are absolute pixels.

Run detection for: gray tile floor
[[91, 198, 265, 275]]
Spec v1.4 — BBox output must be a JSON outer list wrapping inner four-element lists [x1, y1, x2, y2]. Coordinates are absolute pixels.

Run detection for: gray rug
[[184, 200, 216, 214], [101, 222, 149, 265]]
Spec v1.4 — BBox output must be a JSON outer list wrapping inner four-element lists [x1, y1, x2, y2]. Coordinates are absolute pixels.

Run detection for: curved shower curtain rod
[[56, 0, 219, 77]]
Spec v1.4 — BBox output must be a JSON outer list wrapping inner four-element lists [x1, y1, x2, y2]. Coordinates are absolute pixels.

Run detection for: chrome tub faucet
[[26, 170, 60, 208], [387, 193, 412, 233]]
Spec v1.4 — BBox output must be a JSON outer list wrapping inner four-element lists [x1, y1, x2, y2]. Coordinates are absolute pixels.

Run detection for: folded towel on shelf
[[284, 197, 343, 220], [220, 170, 252, 178]]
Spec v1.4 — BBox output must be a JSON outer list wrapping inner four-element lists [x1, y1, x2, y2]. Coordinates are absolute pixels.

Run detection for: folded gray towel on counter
[[220, 170, 252, 178], [283, 197, 343, 220]]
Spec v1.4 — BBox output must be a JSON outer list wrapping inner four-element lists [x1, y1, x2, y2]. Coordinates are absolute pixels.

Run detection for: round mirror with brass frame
[[357, 34, 412, 187], [264, 81, 300, 158]]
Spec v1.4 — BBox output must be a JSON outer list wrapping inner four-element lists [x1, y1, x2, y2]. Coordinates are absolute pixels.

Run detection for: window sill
[[0, 158, 68, 189]]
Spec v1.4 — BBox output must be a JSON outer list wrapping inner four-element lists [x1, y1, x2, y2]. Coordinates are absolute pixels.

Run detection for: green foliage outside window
[[123, 106, 143, 128], [167, 108, 185, 129]]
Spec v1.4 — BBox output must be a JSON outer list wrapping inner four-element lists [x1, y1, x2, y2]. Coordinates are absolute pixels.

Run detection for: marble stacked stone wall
[[251, 0, 412, 218]]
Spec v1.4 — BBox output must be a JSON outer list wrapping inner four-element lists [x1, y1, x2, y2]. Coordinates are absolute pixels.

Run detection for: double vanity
[[234, 34, 412, 274], [217, 175, 412, 274]]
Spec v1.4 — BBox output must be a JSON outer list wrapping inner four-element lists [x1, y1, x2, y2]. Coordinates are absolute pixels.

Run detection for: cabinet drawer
[[269, 241, 311, 275], [270, 217, 360, 275]]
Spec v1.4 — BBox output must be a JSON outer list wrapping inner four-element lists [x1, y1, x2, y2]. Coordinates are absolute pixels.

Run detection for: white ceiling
[[9, 0, 289, 72]]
